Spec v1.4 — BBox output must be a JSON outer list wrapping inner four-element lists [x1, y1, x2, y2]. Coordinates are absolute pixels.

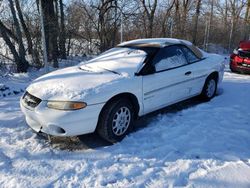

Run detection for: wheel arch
[[200, 71, 219, 101], [95, 92, 140, 135], [98, 92, 140, 120], [207, 71, 219, 82]]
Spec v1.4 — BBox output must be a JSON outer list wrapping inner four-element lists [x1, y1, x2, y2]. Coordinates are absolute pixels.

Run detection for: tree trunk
[[41, 0, 59, 68], [228, 18, 235, 51], [192, 0, 202, 45], [59, 0, 66, 59], [149, 0, 157, 37], [180, 0, 188, 38], [67, 35, 72, 56], [14, 0, 32, 55], [224, 0, 228, 29], [204, 0, 214, 51], [15, 0, 40, 66], [174, 0, 181, 38], [0, 23, 18, 42], [8, 0, 29, 72]]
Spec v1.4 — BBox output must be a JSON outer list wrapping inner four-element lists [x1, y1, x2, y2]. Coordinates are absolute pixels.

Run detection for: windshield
[[79, 47, 148, 75], [87, 47, 147, 63]]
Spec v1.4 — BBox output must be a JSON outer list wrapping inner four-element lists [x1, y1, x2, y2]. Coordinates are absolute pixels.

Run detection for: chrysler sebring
[[20, 38, 225, 143]]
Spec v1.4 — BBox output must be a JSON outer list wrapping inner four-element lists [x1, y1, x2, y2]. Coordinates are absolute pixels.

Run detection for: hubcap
[[112, 107, 131, 136], [206, 79, 216, 98]]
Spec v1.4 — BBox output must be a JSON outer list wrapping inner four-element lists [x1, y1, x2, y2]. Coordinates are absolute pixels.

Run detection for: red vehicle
[[230, 40, 250, 74]]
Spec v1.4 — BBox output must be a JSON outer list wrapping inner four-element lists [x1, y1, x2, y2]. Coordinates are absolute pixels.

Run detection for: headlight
[[47, 101, 87, 110]]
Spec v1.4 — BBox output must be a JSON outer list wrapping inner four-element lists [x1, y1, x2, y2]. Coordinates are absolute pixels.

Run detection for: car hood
[[26, 65, 126, 101]]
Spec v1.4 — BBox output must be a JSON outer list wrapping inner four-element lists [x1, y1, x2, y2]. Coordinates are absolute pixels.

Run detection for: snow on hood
[[26, 66, 125, 101], [27, 47, 146, 101]]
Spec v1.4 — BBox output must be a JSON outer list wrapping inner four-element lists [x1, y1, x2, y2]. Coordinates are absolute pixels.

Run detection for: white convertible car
[[20, 38, 225, 143]]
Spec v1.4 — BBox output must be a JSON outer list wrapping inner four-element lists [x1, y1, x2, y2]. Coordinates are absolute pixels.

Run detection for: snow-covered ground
[[0, 61, 250, 187]]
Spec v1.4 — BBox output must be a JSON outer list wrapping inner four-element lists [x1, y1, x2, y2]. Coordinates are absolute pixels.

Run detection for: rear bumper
[[20, 99, 105, 136]]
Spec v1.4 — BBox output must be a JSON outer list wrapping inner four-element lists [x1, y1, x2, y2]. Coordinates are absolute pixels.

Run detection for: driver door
[[142, 45, 191, 114]]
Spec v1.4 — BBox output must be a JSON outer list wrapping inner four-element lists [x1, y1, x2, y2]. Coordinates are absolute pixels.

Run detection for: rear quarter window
[[181, 46, 200, 63]]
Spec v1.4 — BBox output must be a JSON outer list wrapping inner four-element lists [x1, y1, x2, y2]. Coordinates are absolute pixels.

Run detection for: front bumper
[[230, 63, 250, 73], [230, 57, 250, 74], [20, 99, 105, 136]]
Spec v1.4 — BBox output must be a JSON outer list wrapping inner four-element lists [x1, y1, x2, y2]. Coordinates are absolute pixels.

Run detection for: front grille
[[22, 92, 41, 108], [238, 50, 250, 59], [238, 63, 250, 68]]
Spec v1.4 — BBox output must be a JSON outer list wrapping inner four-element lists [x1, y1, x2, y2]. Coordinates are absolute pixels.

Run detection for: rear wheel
[[97, 99, 135, 143], [201, 75, 217, 101]]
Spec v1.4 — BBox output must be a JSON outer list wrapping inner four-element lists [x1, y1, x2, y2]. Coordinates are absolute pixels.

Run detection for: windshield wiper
[[79, 65, 121, 75], [78, 66, 94, 72], [101, 67, 121, 75]]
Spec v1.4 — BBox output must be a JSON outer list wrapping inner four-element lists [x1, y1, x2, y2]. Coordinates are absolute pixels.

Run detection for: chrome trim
[[144, 74, 207, 96]]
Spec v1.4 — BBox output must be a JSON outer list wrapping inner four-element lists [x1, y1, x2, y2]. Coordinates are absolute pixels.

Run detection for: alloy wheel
[[206, 79, 216, 98], [112, 107, 131, 136]]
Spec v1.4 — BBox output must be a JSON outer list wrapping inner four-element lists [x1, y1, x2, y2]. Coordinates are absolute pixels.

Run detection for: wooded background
[[0, 0, 249, 72]]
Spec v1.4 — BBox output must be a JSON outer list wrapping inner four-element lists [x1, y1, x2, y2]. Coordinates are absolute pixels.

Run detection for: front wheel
[[97, 99, 135, 143], [201, 76, 217, 101]]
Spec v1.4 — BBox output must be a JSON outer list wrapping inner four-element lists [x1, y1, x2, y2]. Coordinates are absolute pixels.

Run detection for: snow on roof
[[118, 38, 193, 48], [118, 38, 203, 58]]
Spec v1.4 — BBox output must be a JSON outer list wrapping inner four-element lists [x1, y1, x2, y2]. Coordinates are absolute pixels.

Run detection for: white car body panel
[[20, 39, 225, 137], [21, 100, 105, 136], [143, 64, 203, 114], [142, 54, 224, 114]]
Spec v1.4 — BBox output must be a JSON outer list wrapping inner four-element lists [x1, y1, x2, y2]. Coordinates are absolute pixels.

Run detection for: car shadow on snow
[[134, 89, 223, 131], [36, 132, 112, 151], [135, 96, 203, 131], [44, 90, 224, 151]]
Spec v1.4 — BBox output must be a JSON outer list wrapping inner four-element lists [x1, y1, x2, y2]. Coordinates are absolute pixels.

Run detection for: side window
[[154, 46, 188, 72], [181, 46, 200, 63]]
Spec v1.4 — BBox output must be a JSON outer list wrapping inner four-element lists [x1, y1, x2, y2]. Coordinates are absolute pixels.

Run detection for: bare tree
[[159, 0, 175, 37], [2, 0, 29, 72], [244, 0, 250, 39], [0, 20, 28, 72], [228, 0, 246, 50], [139, 0, 158, 38]]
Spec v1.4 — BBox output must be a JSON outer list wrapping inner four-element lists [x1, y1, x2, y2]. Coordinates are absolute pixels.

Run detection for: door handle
[[185, 71, 192, 76]]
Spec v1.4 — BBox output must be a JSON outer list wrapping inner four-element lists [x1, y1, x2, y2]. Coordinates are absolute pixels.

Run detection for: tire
[[97, 99, 135, 143], [201, 75, 217, 101]]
